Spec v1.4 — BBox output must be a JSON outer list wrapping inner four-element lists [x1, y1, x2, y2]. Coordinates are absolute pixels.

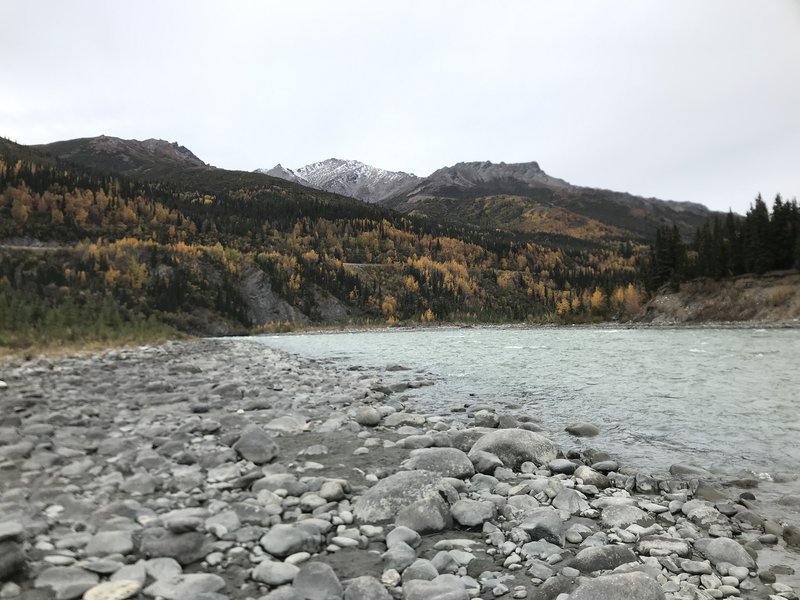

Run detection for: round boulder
[[402, 448, 475, 479], [451, 499, 496, 527], [344, 575, 391, 600], [293, 562, 343, 600], [353, 471, 458, 523], [355, 407, 381, 427], [232, 424, 279, 464], [695, 537, 756, 569], [565, 423, 600, 437], [468, 429, 559, 470], [569, 571, 665, 600]]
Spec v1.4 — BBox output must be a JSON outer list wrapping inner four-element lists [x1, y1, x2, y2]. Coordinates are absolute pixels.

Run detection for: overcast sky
[[2, 1, 799, 214]]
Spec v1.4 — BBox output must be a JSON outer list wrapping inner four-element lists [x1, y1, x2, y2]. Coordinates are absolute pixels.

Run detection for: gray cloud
[[2, 0, 798, 214]]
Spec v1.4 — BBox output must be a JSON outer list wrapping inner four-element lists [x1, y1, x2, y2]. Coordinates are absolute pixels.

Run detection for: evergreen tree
[[744, 194, 772, 274]]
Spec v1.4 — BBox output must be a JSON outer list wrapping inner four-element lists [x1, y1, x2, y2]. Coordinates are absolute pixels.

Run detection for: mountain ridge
[[33, 135, 719, 240], [262, 156, 718, 240], [35, 135, 210, 176], [257, 158, 420, 204]]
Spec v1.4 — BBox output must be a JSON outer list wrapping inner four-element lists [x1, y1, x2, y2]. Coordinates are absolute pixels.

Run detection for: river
[[257, 325, 800, 584], [257, 326, 799, 479]]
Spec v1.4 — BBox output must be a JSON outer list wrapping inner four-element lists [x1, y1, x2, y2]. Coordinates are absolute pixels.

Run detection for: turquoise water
[[255, 326, 800, 477]]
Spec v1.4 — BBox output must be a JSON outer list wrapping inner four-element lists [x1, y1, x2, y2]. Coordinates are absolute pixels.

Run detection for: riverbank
[[641, 271, 800, 325], [0, 338, 797, 600]]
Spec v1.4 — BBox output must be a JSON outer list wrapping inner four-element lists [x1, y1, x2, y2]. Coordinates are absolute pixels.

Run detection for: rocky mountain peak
[[256, 158, 421, 203], [428, 160, 570, 190]]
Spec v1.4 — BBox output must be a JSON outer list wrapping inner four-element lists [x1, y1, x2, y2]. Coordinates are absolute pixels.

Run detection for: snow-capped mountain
[[256, 158, 420, 204], [258, 164, 308, 185]]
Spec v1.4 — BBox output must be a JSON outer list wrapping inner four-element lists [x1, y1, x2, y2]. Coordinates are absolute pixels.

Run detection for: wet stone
[[292, 561, 343, 600], [34, 566, 99, 600]]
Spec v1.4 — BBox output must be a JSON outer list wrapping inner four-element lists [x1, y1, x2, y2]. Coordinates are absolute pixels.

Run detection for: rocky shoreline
[[0, 338, 798, 600]]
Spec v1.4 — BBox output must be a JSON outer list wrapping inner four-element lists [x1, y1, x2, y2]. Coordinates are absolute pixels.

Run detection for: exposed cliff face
[[640, 271, 800, 325], [240, 266, 310, 325]]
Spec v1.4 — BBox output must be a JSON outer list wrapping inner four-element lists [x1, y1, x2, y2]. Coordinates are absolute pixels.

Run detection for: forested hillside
[[0, 137, 654, 346]]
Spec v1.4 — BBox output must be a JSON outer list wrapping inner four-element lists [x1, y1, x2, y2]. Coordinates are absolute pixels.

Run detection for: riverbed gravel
[[0, 338, 798, 600]]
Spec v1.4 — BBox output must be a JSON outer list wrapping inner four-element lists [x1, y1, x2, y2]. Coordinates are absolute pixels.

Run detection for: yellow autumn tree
[[590, 287, 606, 312]]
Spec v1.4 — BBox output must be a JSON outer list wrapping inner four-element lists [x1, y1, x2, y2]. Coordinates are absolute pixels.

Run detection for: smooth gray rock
[[569, 571, 665, 600], [450, 428, 495, 452], [382, 541, 417, 572], [355, 407, 382, 427], [450, 499, 496, 527], [395, 496, 451, 533], [82, 580, 142, 600], [468, 450, 504, 474], [386, 526, 421, 549], [253, 473, 308, 496], [344, 575, 391, 600], [252, 560, 299, 585], [669, 463, 714, 478], [468, 428, 559, 470], [551, 488, 588, 514], [635, 536, 692, 558], [260, 524, 322, 558], [84, 530, 134, 557], [680, 500, 729, 528], [261, 587, 303, 600], [600, 505, 654, 529], [293, 561, 343, 600], [144, 573, 226, 600], [384, 413, 426, 428], [205, 510, 241, 535], [402, 448, 474, 479], [570, 545, 638, 573], [353, 470, 457, 523], [695, 537, 755, 568], [783, 525, 800, 547], [34, 566, 99, 600], [265, 415, 305, 433], [402, 558, 439, 583], [565, 422, 600, 437], [473, 410, 499, 428], [402, 573, 468, 600], [431, 551, 460, 575], [232, 424, 279, 464], [0, 522, 23, 543], [520, 508, 565, 546], [681, 560, 713, 575], [144, 557, 182, 581], [111, 561, 147, 586], [164, 516, 205, 533], [573, 465, 609, 488], [0, 541, 25, 580], [548, 459, 577, 474], [506, 494, 541, 518], [139, 529, 210, 566]]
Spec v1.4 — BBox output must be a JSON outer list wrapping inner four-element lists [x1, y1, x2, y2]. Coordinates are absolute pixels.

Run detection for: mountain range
[[0, 134, 734, 337], [257, 159, 420, 204], [259, 157, 715, 240], [26, 135, 721, 241]]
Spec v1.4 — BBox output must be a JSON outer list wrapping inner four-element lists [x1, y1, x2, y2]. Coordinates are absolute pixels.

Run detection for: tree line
[[651, 194, 800, 288]]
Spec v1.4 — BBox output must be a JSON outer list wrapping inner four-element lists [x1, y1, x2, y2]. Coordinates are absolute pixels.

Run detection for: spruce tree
[[744, 194, 772, 274]]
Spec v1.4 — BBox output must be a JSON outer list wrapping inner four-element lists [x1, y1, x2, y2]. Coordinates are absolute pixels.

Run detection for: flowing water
[[257, 326, 800, 478], [255, 325, 800, 579]]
